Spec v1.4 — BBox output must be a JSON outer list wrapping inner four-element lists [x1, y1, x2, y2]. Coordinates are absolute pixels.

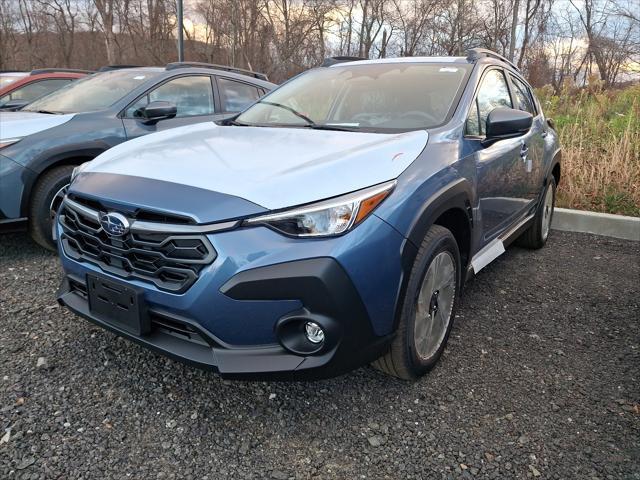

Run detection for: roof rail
[[321, 56, 367, 67], [97, 65, 143, 72], [466, 48, 519, 71], [30, 68, 94, 75], [165, 62, 269, 81]]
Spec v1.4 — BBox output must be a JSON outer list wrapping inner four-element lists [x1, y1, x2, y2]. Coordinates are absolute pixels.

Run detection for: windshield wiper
[[257, 101, 315, 125], [227, 119, 249, 126], [307, 124, 361, 132], [33, 110, 62, 115]]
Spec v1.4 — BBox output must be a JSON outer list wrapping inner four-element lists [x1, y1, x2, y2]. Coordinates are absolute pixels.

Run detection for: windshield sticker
[[133, 75, 146, 80], [439, 67, 459, 73]]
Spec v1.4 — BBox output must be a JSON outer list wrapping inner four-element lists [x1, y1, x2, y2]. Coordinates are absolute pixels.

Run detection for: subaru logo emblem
[[99, 212, 130, 236]]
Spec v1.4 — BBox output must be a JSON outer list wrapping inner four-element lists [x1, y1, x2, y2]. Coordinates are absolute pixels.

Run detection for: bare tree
[[0, 0, 20, 68], [390, 0, 441, 56], [35, 0, 79, 67], [569, 0, 639, 85], [93, 0, 118, 64], [1, 0, 637, 88]]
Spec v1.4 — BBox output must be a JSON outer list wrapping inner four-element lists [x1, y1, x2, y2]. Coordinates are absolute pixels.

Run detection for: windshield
[[236, 62, 470, 132], [0, 73, 27, 89], [23, 69, 161, 113]]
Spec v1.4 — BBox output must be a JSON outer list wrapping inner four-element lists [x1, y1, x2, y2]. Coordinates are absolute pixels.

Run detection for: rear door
[[507, 73, 545, 200], [122, 74, 223, 139], [465, 68, 531, 240]]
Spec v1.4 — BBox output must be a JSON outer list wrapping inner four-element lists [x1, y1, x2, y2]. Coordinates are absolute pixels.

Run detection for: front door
[[122, 75, 224, 139], [465, 68, 532, 241]]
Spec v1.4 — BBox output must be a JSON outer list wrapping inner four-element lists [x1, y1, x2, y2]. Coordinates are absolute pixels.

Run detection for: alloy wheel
[[414, 251, 456, 360]]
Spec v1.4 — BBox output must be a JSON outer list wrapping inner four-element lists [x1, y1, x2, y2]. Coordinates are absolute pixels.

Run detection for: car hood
[[84, 122, 428, 211], [0, 111, 75, 140]]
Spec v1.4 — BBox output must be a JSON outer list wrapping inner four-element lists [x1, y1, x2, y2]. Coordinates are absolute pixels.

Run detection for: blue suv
[[56, 50, 561, 380]]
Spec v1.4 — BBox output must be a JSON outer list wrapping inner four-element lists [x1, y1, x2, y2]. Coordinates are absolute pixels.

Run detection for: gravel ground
[[1, 230, 638, 479]]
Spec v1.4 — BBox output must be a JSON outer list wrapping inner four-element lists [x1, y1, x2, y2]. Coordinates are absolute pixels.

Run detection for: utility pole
[[177, 0, 184, 62]]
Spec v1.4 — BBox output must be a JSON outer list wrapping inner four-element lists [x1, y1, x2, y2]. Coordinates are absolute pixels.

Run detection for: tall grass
[[537, 84, 640, 216]]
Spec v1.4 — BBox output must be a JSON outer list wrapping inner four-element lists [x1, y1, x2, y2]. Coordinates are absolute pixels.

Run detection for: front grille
[[59, 200, 216, 293], [67, 194, 196, 225]]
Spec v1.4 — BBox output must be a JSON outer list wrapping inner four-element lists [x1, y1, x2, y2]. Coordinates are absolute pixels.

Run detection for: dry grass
[[537, 84, 640, 216]]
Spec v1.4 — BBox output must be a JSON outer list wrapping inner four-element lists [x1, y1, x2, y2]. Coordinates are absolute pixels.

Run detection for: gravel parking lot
[[1, 230, 638, 479]]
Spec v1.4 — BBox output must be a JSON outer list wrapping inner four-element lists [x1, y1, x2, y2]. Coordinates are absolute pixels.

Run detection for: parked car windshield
[[236, 62, 470, 132], [23, 69, 162, 114]]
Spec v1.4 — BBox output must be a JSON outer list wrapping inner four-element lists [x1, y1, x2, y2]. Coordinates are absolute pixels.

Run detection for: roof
[[326, 49, 519, 72], [99, 65, 273, 86], [329, 57, 469, 68], [165, 62, 269, 81]]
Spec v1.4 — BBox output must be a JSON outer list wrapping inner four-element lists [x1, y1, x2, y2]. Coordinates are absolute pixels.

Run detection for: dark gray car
[[0, 63, 275, 249]]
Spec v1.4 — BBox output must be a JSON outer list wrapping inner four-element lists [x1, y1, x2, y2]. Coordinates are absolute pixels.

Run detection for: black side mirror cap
[[0, 99, 30, 111], [483, 107, 533, 146], [139, 101, 177, 124]]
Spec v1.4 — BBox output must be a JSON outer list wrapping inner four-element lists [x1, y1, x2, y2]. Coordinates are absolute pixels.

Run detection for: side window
[[126, 76, 214, 118], [0, 79, 72, 106], [466, 69, 512, 136], [509, 75, 536, 115], [218, 77, 260, 112]]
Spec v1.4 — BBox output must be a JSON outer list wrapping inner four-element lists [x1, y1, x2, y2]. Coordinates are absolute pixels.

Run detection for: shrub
[[537, 84, 640, 216]]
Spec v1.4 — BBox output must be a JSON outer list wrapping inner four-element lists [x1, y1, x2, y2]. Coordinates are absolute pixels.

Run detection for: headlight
[[244, 180, 395, 237], [70, 161, 90, 184], [0, 137, 23, 149]]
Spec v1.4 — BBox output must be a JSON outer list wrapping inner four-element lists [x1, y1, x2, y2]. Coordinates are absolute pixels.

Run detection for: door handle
[[520, 144, 529, 160]]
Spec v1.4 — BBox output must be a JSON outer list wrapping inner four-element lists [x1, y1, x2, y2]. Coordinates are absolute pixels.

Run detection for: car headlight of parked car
[[0, 137, 23, 149], [244, 180, 395, 237]]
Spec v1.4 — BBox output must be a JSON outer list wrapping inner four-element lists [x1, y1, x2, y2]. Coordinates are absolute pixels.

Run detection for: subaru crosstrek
[[56, 49, 561, 380], [0, 62, 274, 250]]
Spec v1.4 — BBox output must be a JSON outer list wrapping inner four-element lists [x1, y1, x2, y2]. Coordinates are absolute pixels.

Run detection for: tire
[[516, 177, 556, 249], [28, 165, 74, 251], [373, 225, 461, 380]]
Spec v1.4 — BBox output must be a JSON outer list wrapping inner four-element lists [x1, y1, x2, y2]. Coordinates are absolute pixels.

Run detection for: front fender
[[375, 171, 475, 332], [28, 145, 110, 175]]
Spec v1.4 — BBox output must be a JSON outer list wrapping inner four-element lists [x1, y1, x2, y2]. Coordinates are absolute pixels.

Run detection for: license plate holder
[[87, 274, 149, 336]]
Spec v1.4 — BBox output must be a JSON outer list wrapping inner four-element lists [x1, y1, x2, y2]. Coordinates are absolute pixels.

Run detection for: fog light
[[304, 321, 325, 344]]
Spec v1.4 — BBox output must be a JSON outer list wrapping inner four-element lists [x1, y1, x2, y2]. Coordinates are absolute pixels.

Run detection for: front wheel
[[517, 177, 556, 249], [28, 165, 74, 251], [373, 225, 461, 380]]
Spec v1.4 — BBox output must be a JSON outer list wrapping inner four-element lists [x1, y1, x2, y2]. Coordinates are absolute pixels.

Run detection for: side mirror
[[0, 99, 30, 111], [483, 108, 533, 145], [138, 101, 177, 124]]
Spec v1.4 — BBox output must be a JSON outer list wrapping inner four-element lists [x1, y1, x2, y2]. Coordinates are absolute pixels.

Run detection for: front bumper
[[58, 256, 394, 379], [56, 183, 408, 379]]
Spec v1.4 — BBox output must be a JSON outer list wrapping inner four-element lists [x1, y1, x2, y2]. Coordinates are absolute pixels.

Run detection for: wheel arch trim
[[393, 178, 474, 331], [20, 148, 105, 217]]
